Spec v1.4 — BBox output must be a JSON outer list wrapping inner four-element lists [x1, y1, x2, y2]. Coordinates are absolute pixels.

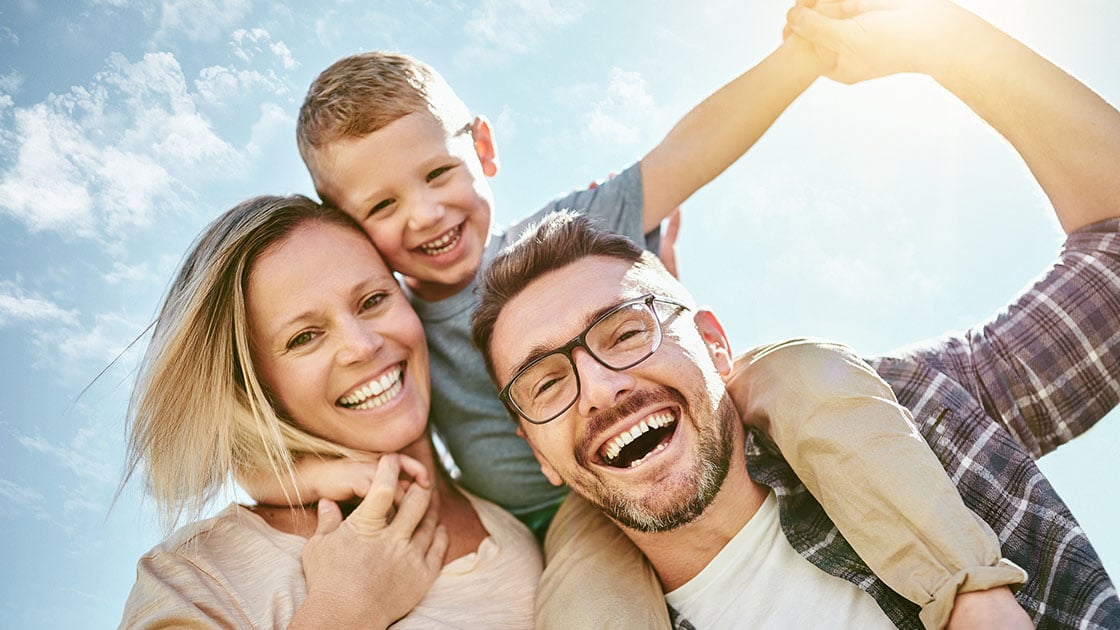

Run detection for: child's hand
[[658, 208, 682, 280], [298, 454, 448, 627], [786, 0, 976, 85], [240, 453, 432, 507]]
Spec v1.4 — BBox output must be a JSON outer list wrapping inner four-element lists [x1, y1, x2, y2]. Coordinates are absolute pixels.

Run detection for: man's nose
[[573, 347, 635, 417]]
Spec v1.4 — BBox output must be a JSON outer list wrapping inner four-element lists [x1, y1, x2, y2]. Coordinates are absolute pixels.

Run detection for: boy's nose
[[407, 197, 447, 232]]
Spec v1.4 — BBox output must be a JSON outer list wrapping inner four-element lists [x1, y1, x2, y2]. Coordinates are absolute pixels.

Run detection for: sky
[[1, 0, 1118, 627]]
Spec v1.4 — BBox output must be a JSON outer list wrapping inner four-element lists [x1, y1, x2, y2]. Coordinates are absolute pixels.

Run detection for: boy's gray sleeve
[[508, 162, 658, 252]]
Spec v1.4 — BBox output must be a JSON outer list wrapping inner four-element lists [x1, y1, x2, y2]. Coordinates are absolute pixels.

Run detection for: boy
[[251, 15, 1026, 627]]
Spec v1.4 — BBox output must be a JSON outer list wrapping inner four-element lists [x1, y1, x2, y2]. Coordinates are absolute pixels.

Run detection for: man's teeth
[[603, 411, 674, 463], [629, 442, 669, 468], [419, 225, 461, 255], [339, 366, 404, 409]]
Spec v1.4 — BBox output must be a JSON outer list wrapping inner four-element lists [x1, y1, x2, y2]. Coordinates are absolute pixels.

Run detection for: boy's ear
[[694, 309, 733, 379], [471, 115, 500, 178], [516, 423, 563, 486]]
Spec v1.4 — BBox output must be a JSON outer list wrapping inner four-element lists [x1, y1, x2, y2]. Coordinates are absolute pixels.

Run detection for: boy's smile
[[310, 112, 499, 303]]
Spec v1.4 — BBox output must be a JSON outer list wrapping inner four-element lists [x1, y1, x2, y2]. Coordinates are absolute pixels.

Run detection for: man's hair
[[471, 210, 685, 386], [122, 195, 374, 531], [296, 51, 471, 166]]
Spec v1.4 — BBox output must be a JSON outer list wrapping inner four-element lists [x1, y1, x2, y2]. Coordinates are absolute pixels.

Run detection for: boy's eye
[[287, 330, 317, 350], [368, 198, 395, 217], [426, 165, 453, 182]]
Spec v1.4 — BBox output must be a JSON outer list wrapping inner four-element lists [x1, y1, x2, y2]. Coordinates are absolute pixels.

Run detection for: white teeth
[[419, 225, 461, 255], [602, 411, 675, 463], [629, 442, 669, 468], [339, 365, 404, 409]]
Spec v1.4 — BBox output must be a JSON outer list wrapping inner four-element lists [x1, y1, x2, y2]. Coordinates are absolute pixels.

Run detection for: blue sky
[[1, 0, 1117, 627]]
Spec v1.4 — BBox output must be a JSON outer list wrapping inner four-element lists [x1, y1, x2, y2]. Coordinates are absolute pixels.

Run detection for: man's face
[[490, 256, 740, 532], [309, 112, 497, 303]]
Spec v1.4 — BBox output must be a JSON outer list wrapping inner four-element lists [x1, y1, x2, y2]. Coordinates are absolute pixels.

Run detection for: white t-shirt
[[665, 491, 895, 629]]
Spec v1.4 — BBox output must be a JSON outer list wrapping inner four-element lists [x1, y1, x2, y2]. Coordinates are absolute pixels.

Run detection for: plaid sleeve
[[900, 217, 1120, 457]]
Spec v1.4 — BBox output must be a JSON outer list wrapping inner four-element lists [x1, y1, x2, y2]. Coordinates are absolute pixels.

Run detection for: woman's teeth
[[339, 365, 404, 409]]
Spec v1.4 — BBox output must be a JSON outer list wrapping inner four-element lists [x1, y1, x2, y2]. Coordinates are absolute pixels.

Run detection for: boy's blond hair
[[296, 51, 472, 170]]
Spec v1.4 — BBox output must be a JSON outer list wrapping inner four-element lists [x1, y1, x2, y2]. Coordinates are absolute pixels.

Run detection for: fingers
[[787, 5, 848, 53], [345, 453, 402, 534], [397, 454, 431, 489], [315, 498, 343, 537], [387, 478, 435, 536], [425, 525, 450, 573]]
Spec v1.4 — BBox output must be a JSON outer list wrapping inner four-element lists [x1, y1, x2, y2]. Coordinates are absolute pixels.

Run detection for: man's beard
[[575, 387, 738, 533]]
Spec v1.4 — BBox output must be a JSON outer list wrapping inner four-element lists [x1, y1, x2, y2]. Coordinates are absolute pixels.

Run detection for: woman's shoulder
[[141, 503, 303, 569], [122, 504, 308, 628]]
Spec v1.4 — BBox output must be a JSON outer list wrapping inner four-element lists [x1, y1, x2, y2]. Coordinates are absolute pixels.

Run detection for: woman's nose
[[337, 321, 384, 366]]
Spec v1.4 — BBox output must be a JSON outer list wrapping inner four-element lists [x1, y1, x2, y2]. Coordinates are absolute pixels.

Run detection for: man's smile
[[596, 407, 680, 469]]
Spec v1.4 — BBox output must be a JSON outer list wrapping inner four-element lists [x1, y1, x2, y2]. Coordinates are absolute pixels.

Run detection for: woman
[[119, 195, 540, 628]]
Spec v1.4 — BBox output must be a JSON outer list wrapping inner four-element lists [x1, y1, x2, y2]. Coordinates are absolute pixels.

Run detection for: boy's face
[[310, 112, 498, 302]]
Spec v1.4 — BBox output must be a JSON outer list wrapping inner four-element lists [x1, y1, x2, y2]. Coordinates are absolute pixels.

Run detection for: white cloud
[[155, 0, 252, 43], [460, 0, 587, 66], [194, 66, 283, 105], [0, 25, 18, 45], [0, 282, 79, 327], [0, 51, 242, 239], [0, 479, 50, 521], [101, 261, 153, 285], [246, 101, 293, 158], [0, 70, 23, 94], [16, 424, 117, 489], [582, 67, 657, 148], [42, 311, 141, 372], [230, 28, 297, 71], [193, 29, 294, 107]]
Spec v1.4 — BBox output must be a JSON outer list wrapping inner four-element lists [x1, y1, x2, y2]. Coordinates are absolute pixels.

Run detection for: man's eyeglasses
[[498, 293, 688, 424]]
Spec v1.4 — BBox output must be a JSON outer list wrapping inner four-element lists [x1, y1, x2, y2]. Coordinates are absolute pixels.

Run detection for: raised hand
[[786, 0, 979, 85], [292, 454, 449, 629]]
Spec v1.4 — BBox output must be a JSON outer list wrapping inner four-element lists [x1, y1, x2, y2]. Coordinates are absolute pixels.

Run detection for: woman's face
[[246, 220, 430, 454]]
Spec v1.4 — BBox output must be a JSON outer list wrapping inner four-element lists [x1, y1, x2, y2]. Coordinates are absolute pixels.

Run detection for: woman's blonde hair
[[123, 195, 370, 530]]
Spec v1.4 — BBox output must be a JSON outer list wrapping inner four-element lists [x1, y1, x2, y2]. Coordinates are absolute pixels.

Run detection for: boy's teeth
[[602, 411, 674, 463], [419, 225, 461, 255], [339, 366, 404, 409]]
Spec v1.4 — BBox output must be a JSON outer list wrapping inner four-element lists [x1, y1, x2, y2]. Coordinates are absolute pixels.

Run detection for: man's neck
[[625, 453, 768, 592]]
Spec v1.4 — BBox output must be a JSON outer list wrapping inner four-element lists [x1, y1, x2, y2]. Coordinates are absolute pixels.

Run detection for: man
[[470, 0, 1120, 627]]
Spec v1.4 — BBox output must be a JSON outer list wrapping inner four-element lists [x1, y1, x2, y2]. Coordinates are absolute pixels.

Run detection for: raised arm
[[638, 36, 825, 232], [788, 0, 1120, 233]]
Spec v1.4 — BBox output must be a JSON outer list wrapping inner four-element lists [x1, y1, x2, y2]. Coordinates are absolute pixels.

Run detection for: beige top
[[119, 490, 540, 629]]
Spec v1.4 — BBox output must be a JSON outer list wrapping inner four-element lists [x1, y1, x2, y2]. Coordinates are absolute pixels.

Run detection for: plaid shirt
[[672, 218, 1120, 630]]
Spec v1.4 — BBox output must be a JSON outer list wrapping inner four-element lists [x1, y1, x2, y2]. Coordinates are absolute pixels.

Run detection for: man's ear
[[471, 116, 500, 178], [694, 309, 733, 379], [516, 423, 564, 486]]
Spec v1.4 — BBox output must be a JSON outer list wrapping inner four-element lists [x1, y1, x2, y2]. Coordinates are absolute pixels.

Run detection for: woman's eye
[[426, 165, 452, 182], [361, 292, 388, 311], [288, 331, 316, 349]]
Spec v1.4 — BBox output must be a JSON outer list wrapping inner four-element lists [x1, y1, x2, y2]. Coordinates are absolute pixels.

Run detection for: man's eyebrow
[[507, 299, 624, 377]]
